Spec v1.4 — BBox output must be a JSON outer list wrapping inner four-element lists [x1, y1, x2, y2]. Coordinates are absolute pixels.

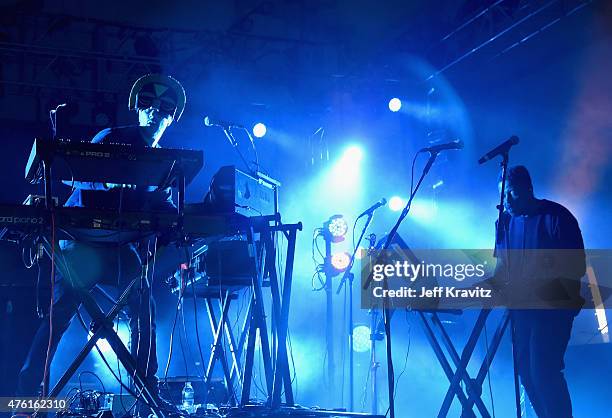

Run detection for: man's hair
[[498, 165, 533, 191]]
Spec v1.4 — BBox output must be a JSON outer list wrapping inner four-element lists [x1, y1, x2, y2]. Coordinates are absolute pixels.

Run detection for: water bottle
[[181, 381, 195, 413]]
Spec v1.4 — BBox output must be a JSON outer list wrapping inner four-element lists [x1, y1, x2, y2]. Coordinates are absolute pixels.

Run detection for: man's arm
[[556, 209, 586, 279]]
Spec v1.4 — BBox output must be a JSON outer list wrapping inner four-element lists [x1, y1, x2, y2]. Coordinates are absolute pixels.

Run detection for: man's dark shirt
[[494, 199, 586, 308], [64, 126, 174, 212]]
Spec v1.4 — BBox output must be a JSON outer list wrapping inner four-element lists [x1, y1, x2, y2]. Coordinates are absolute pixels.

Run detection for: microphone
[[50, 103, 67, 114], [420, 139, 464, 154], [478, 136, 519, 164], [357, 198, 387, 218], [204, 116, 244, 130]]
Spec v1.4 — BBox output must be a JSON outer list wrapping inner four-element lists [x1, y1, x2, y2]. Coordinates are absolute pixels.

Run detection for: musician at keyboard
[[17, 74, 187, 414], [490, 165, 586, 418], [63, 74, 186, 212]]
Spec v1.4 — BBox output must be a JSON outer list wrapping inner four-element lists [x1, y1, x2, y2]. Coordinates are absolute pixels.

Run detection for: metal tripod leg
[[205, 293, 238, 405], [419, 311, 482, 417], [269, 225, 298, 408], [240, 226, 273, 405], [44, 276, 164, 418], [434, 310, 491, 417], [465, 310, 510, 411], [419, 309, 511, 418]]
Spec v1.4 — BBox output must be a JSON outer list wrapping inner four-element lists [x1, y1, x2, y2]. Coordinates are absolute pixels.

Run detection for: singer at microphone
[[357, 198, 387, 218]]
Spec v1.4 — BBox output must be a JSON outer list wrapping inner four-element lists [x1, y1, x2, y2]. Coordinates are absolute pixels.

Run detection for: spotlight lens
[[389, 196, 405, 211], [327, 215, 348, 240], [253, 122, 267, 138], [331, 252, 351, 272], [388, 98, 402, 112], [353, 325, 372, 352]]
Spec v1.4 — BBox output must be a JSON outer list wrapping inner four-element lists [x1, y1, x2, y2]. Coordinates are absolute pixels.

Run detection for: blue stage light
[[389, 196, 405, 211], [253, 122, 267, 138], [410, 199, 436, 223], [388, 98, 402, 112], [330, 251, 351, 272], [343, 145, 363, 162], [353, 325, 371, 352], [327, 145, 364, 193], [324, 214, 348, 243]]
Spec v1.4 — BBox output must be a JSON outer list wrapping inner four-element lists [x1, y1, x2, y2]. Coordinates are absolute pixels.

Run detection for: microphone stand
[[362, 150, 439, 418], [494, 151, 522, 418], [336, 211, 376, 411], [222, 126, 257, 177]]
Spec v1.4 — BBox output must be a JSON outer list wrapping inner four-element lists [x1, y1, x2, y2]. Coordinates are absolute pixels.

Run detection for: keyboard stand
[[418, 309, 510, 418], [37, 252, 166, 417]]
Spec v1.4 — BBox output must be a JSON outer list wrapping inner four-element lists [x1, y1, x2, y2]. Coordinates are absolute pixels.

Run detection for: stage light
[[327, 145, 364, 193], [389, 196, 405, 212], [253, 122, 267, 138], [343, 145, 363, 162], [330, 251, 351, 272], [324, 214, 348, 243], [352, 325, 371, 353], [388, 98, 402, 112], [410, 199, 436, 224]]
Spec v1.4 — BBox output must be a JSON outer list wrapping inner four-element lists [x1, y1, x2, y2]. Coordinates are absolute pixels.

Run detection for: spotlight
[[410, 199, 436, 223], [324, 214, 348, 243], [328, 145, 364, 190], [253, 122, 267, 138], [352, 325, 371, 353], [330, 251, 351, 273], [343, 145, 363, 162], [389, 196, 405, 212], [388, 98, 402, 112]]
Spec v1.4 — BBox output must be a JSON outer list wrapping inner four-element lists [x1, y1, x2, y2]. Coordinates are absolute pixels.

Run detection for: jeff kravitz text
[[367, 259, 493, 301]]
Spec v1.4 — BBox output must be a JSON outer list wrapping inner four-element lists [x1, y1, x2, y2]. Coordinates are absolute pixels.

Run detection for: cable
[[358, 354, 371, 413], [410, 150, 425, 199], [73, 310, 149, 407], [163, 288, 185, 382], [340, 280, 347, 406], [483, 322, 496, 418], [392, 310, 412, 400], [189, 261, 211, 379], [146, 236, 158, 378], [178, 289, 192, 376], [35, 254, 44, 318], [382, 310, 411, 418], [78, 371, 107, 394], [128, 236, 159, 414], [42, 211, 56, 397]]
